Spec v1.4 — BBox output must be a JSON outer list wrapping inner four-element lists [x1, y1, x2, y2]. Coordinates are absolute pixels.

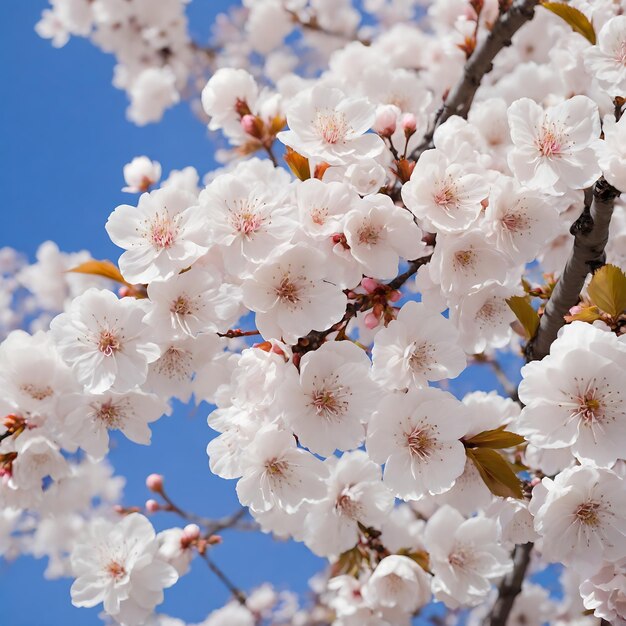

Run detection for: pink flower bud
[[145, 499, 160, 513], [364, 312, 380, 329], [401, 113, 417, 135], [373, 105, 398, 137], [146, 473, 164, 492], [241, 114, 264, 139], [183, 523, 201, 540], [361, 277, 380, 294], [388, 290, 402, 302], [569, 305, 583, 315]]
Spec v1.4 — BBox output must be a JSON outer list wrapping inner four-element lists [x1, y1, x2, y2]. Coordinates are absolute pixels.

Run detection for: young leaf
[[464, 425, 526, 449], [283, 147, 311, 181], [466, 447, 524, 499], [564, 304, 602, 323], [68, 259, 130, 286], [506, 295, 540, 339], [587, 264, 626, 318], [541, 2, 596, 44]]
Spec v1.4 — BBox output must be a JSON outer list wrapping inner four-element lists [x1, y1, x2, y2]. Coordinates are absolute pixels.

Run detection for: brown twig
[[200, 552, 248, 605], [411, 0, 540, 158], [526, 178, 620, 361]]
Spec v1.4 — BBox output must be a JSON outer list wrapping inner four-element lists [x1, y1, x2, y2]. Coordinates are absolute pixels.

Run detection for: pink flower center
[[20, 383, 54, 401], [335, 491, 363, 519], [433, 181, 457, 209], [314, 109, 349, 144], [171, 295, 192, 316], [575, 389, 603, 424], [275, 276, 300, 304], [357, 222, 381, 245], [96, 401, 122, 427], [537, 123, 563, 157], [406, 426, 434, 459], [232, 210, 262, 236], [98, 330, 120, 356], [265, 457, 289, 476], [575, 501, 601, 527], [149, 214, 176, 249], [106, 560, 127, 581]]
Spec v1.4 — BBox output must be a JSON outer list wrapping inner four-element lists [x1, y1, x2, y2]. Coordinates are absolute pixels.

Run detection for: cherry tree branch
[[200, 552, 248, 605], [526, 178, 620, 361], [412, 0, 540, 157], [484, 542, 533, 626]]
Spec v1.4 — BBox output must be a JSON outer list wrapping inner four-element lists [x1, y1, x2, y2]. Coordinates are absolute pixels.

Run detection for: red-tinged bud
[[241, 114, 265, 140], [395, 158, 415, 183], [118, 286, 132, 298], [480, 197, 489, 209], [361, 277, 380, 294], [401, 113, 417, 137], [145, 499, 160, 513], [373, 303, 384, 317], [207, 534, 222, 545], [114, 504, 124, 514], [569, 305, 583, 316], [364, 312, 380, 329], [374, 105, 398, 137], [254, 341, 273, 352], [183, 524, 201, 540], [388, 290, 402, 303], [234, 98, 252, 118], [146, 473, 164, 493], [331, 233, 349, 249], [530, 477, 541, 487]]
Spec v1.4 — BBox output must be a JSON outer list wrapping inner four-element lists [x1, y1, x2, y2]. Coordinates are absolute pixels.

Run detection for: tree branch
[[483, 542, 533, 626], [526, 178, 620, 361], [412, 0, 540, 157], [200, 552, 248, 605]]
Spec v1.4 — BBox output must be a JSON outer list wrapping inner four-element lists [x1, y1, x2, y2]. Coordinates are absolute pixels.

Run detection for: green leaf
[[506, 296, 540, 339], [466, 447, 524, 499], [465, 425, 526, 449], [541, 2, 596, 44], [68, 259, 130, 286], [587, 264, 626, 318]]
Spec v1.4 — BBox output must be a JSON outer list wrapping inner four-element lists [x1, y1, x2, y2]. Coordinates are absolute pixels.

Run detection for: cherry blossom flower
[[371, 300, 466, 390], [402, 149, 488, 233], [344, 194, 427, 280], [241, 244, 347, 342], [530, 465, 626, 571], [361, 554, 431, 614], [122, 156, 161, 193], [425, 505, 512, 608], [584, 16, 626, 97], [50, 288, 160, 394], [507, 96, 601, 195], [235, 426, 328, 514], [579, 558, 626, 624], [516, 322, 626, 468], [70, 513, 178, 625], [9, 432, 68, 491], [304, 451, 394, 557], [281, 341, 376, 456], [366, 387, 468, 500], [277, 85, 384, 165], [106, 186, 209, 284]]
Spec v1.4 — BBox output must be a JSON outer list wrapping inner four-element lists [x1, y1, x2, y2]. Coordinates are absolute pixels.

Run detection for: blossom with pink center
[[401, 149, 488, 233], [584, 16, 626, 97], [366, 387, 468, 500], [50, 288, 160, 394], [507, 96, 601, 195], [277, 85, 384, 165], [106, 186, 210, 284], [122, 156, 161, 193]]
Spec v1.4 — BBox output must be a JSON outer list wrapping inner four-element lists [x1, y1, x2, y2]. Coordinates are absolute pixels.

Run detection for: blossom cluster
[[2, 0, 625, 625]]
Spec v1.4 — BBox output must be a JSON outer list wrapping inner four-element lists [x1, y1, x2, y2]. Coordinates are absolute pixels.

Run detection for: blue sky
[[0, 3, 522, 625]]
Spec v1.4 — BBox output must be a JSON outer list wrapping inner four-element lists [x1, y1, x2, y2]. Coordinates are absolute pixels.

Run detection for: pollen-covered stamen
[[105, 560, 127, 581], [454, 250, 474, 268], [154, 347, 193, 381], [406, 426, 434, 460], [407, 341, 435, 374], [448, 545, 474, 570], [357, 222, 382, 245], [501, 211, 530, 232], [335, 489, 363, 519], [20, 383, 54, 401], [171, 295, 192, 316], [575, 501, 601, 527], [310, 206, 329, 226], [98, 330, 121, 356], [149, 213, 177, 249], [537, 122, 564, 158], [96, 401, 122, 428], [275, 275, 301, 304], [229, 198, 265, 237], [314, 109, 350, 144], [265, 457, 290, 476], [433, 179, 458, 212], [309, 378, 350, 420], [574, 388, 604, 424]]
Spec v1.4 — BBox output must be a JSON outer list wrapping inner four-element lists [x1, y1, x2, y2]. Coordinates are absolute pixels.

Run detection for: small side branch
[[200, 552, 248, 606], [527, 178, 620, 361], [484, 542, 533, 626], [414, 0, 540, 156]]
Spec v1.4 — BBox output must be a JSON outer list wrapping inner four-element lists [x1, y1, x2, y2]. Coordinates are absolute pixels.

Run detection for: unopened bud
[[401, 113, 417, 136], [145, 499, 160, 513], [373, 105, 398, 137], [146, 473, 164, 493], [183, 524, 201, 540], [241, 114, 264, 139], [361, 277, 380, 294], [388, 290, 402, 303], [364, 312, 380, 329]]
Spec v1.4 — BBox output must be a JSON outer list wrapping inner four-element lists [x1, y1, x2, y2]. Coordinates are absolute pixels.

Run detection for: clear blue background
[[0, 4, 520, 625]]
